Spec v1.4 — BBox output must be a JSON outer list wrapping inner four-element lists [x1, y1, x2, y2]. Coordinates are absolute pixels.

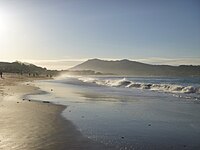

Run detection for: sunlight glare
[[0, 9, 11, 33]]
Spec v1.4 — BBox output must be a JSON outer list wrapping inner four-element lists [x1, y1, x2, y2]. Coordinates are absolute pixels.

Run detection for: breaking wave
[[78, 77, 200, 95]]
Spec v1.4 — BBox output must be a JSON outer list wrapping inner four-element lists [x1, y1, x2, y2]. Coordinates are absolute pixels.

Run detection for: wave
[[78, 77, 200, 95]]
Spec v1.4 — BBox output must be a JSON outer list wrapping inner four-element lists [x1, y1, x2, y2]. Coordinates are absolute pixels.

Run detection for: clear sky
[[0, 0, 200, 69]]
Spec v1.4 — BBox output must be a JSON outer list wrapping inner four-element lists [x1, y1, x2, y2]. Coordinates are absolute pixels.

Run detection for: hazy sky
[[0, 0, 200, 68]]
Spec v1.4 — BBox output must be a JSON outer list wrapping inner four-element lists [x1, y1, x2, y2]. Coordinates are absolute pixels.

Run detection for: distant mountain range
[[0, 61, 57, 75], [1, 59, 200, 77], [70, 59, 200, 77]]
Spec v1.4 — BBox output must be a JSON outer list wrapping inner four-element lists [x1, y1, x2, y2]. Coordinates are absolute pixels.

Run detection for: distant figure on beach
[[0, 72, 3, 78]]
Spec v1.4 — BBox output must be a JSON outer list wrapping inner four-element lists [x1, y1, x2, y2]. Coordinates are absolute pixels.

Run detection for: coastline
[[30, 76, 200, 150], [0, 74, 105, 150]]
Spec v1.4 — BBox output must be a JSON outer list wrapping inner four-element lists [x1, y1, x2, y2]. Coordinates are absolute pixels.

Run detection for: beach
[[1, 74, 200, 150], [0, 74, 105, 150], [1, 0, 199, 149], [27, 76, 200, 150]]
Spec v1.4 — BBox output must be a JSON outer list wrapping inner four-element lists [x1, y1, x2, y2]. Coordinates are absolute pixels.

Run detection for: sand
[[0, 74, 105, 150]]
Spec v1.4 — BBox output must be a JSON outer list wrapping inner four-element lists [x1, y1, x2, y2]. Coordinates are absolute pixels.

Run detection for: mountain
[[0, 61, 58, 75], [70, 59, 200, 77]]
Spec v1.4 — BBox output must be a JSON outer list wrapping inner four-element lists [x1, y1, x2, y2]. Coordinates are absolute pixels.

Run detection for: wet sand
[[0, 74, 105, 150], [30, 78, 200, 150]]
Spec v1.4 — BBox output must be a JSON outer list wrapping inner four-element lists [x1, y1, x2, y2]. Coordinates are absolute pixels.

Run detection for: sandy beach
[[0, 74, 105, 150]]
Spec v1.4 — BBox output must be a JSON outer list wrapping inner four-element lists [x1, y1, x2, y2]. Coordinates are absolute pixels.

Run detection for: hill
[[0, 61, 58, 75], [70, 59, 200, 77]]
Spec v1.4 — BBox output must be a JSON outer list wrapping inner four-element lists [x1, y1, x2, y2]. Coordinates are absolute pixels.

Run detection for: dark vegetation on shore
[[62, 70, 114, 75], [0, 61, 58, 77]]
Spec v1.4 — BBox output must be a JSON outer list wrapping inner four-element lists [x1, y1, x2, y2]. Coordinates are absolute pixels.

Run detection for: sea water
[[27, 76, 200, 150]]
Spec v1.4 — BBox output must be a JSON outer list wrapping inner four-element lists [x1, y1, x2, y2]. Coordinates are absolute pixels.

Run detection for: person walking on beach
[[0, 72, 3, 78]]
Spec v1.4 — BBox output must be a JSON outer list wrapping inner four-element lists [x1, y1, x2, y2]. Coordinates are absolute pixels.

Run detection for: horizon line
[[1, 57, 200, 70]]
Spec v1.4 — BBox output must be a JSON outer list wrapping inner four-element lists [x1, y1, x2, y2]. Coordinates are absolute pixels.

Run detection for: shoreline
[[31, 76, 200, 150], [0, 74, 105, 150]]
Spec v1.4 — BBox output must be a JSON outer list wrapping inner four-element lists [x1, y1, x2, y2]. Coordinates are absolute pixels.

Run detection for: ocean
[[27, 76, 200, 150]]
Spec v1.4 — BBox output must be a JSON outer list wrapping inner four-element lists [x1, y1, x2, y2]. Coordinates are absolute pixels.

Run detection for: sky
[[0, 0, 200, 69]]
